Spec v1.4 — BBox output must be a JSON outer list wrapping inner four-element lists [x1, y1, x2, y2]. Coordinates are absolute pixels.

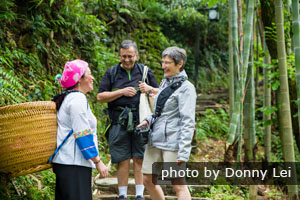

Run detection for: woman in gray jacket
[[137, 46, 196, 200]]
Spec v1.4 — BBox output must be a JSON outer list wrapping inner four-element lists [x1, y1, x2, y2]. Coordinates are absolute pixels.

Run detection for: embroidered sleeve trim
[[73, 129, 92, 139]]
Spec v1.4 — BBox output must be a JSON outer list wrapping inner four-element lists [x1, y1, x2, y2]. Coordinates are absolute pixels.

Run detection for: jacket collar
[[161, 70, 188, 88]]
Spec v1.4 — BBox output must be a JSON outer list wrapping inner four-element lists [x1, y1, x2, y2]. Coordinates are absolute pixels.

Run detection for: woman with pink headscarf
[[51, 59, 108, 200]]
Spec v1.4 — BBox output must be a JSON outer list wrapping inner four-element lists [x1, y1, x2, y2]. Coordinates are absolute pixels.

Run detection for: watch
[[148, 87, 154, 94]]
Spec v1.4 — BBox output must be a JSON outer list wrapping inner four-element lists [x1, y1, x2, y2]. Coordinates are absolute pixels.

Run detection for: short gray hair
[[119, 40, 138, 54], [162, 46, 187, 68]]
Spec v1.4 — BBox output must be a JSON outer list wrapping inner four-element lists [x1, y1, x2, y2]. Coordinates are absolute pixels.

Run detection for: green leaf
[[119, 8, 132, 17], [118, 16, 127, 24], [271, 81, 280, 90], [50, 0, 55, 6]]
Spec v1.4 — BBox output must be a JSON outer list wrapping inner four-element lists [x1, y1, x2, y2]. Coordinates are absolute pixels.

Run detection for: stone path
[[93, 177, 211, 200], [196, 89, 228, 115]]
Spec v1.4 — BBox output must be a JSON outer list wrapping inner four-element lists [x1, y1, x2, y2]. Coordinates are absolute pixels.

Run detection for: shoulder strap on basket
[[52, 89, 88, 111], [152, 78, 187, 119], [47, 129, 73, 163]]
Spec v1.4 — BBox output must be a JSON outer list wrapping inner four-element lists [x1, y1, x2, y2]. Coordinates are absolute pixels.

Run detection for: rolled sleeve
[[177, 84, 197, 161]]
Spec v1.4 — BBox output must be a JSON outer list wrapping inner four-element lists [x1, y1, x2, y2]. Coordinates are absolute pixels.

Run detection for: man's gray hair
[[162, 46, 187, 67], [119, 40, 138, 54]]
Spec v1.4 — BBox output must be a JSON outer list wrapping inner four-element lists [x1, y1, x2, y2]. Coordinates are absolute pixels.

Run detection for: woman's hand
[[137, 120, 149, 128], [139, 82, 152, 94], [96, 160, 108, 178], [177, 160, 185, 166]]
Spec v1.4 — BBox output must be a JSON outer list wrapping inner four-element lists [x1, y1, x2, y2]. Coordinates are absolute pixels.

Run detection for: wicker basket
[[0, 101, 57, 178]]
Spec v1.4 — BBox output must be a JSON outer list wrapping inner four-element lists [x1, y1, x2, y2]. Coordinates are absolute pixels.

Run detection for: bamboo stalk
[[275, 0, 298, 198], [228, 0, 255, 146], [263, 46, 272, 162], [229, 0, 234, 115]]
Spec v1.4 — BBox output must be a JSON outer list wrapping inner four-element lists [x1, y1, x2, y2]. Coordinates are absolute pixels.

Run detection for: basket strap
[[47, 129, 73, 163]]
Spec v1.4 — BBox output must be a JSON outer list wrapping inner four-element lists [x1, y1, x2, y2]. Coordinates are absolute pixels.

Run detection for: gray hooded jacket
[[146, 70, 197, 161]]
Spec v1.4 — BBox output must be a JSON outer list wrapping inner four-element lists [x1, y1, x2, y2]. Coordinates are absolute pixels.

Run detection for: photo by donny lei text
[[152, 162, 299, 185]]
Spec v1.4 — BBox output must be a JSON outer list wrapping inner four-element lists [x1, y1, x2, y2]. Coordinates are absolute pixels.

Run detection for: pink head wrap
[[60, 59, 88, 88]]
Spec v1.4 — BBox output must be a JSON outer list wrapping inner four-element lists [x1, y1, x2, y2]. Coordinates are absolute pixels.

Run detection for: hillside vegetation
[[0, 0, 229, 199]]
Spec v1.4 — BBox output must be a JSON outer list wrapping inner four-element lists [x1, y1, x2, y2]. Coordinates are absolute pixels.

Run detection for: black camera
[[135, 126, 150, 144]]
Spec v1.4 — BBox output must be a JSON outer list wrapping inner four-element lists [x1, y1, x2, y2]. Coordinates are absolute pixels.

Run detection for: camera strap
[[150, 77, 187, 128]]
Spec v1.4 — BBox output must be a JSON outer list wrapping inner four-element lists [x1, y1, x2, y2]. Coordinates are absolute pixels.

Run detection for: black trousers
[[53, 163, 92, 200]]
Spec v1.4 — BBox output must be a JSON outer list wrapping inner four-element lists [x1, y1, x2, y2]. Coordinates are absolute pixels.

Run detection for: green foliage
[[95, 0, 171, 81], [0, 170, 56, 200], [194, 185, 248, 199], [202, 0, 227, 8], [156, 1, 229, 91], [197, 62, 229, 93], [196, 108, 229, 141], [0, 67, 26, 105], [259, 55, 295, 91], [270, 131, 284, 162], [0, 0, 231, 197], [0, 0, 16, 21]]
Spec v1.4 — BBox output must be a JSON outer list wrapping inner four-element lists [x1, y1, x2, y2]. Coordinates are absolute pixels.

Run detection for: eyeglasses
[[121, 54, 136, 59], [161, 61, 174, 65]]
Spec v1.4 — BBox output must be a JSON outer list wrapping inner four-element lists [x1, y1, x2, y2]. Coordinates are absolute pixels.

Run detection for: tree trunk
[[238, 0, 243, 54], [229, 0, 234, 115], [274, 0, 298, 198], [292, 0, 300, 153], [244, 27, 255, 162], [227, 0, 241, 144], [194, 21, 200, 88], [228, 0, 255, 146], [263, 46, 272, 162]]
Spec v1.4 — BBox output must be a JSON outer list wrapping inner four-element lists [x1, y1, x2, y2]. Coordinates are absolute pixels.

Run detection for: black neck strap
[[152, 77, 187, 119]]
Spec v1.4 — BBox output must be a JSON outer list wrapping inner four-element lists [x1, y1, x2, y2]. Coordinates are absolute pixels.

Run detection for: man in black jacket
[[97, 40, 159, 200]]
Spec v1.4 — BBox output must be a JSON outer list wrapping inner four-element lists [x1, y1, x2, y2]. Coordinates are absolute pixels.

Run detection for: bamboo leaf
[[50, 0, 55, 6], [119, 8, 132, 17]]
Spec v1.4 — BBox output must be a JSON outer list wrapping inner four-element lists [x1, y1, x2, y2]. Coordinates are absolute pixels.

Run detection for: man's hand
[[121, 87, 137, 97], [139, 82, 152, 94]]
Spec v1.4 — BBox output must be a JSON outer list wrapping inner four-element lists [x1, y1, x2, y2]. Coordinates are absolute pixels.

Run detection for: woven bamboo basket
[[0, 101, 57, 178]]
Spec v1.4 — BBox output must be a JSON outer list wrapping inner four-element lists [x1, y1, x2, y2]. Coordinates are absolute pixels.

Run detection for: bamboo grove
[[227, 0, 300, 199]]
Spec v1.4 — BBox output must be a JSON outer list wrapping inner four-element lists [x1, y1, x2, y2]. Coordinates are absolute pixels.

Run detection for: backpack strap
[[110, 63, 149, 85], [137, 64, 150, 84], [141, 65, 148, 83], [110, 64, 119, 85], [152, 78, 187, 119]]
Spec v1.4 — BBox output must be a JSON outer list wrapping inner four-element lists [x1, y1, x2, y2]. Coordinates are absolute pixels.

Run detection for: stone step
[[94, 177, 209, 197], [93, 194, 211, 200], [195, 91, 228, 115], [197, 93, 228, 101]]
